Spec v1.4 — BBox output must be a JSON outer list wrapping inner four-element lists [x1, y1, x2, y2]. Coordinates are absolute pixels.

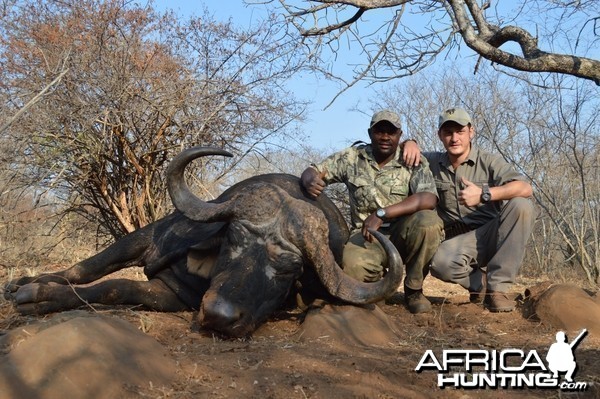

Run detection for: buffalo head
[[167, 146, 403, 337]]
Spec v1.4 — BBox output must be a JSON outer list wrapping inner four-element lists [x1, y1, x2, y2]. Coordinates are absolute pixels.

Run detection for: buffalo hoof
[[11, 283, 72, 315], [4, 278, 30, 300], [14, 283, 42, 304], [4, 275, 54, 300]]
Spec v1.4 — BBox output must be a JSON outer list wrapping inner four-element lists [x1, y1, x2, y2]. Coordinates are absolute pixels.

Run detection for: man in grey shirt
[[404, 107, 536, 312]]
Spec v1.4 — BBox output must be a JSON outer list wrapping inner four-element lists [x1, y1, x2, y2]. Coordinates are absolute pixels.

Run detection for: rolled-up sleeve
[[409, 156, 439, 198], [311, 147, 355, 184], [485, 153, 528, 186]]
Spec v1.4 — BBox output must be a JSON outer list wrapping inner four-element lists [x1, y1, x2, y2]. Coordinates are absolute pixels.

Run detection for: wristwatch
[[376, 208, 387, 219], [480, 184, 492, 203]]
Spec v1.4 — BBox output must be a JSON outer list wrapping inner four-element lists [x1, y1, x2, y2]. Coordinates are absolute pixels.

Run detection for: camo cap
[[370, 109, 402, 129], [438, 107, 472, 129]]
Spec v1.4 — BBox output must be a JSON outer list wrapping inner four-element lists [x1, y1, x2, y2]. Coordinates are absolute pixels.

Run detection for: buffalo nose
[[200, 296, 242, 330]]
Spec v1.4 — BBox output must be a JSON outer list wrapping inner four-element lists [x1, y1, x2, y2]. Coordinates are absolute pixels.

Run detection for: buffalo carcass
[[5, 147, 403, 337]]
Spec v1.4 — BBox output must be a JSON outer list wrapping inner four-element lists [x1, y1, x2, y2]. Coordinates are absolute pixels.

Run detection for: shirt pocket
[[377, 184, 409, 207], [348, 176, 371, 188], [348, 176, 374, 213], [388, 184, 408, 205], [435, 181, 455, 210], [390, 185, 408, 196]]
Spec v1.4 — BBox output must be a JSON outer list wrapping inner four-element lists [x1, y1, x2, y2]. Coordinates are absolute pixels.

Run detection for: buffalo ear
[[186, 228, 225, 278], [187, 247, 218, 279]]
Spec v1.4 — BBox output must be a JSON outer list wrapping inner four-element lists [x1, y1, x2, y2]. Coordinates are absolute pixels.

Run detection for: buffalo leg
[[13, 278, 189, 315], [4, 226, 155, 296]]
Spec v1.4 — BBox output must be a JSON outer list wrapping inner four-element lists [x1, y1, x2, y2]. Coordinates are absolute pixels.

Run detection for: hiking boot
[[384, 291, 404, 306], [485, 290, 515, 312], [404, 287, 431, 314], [469, 275, 487, 304]]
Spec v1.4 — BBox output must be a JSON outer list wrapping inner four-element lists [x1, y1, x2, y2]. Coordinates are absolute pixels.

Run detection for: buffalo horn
[[167, 146, 234, 222], [310, 229, 404, 304]]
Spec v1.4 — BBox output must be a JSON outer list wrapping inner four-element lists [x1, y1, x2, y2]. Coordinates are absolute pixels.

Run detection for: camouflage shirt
[[312, 144, 438, 230], [424, 145, 528, 229]]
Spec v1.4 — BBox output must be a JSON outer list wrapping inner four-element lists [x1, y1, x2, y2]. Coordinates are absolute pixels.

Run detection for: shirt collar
[[440, 144, 478, 168], [359, 144, 403, 168]]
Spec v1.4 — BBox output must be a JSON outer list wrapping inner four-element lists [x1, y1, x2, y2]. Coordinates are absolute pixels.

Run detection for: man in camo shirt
[[301, 110, 443, 314]]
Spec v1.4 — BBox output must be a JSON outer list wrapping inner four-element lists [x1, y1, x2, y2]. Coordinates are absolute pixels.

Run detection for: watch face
[[481, 186, 491, 202], [377, 209, 386, 218]]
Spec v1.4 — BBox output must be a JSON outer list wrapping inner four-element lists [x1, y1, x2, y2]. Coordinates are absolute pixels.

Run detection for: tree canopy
[[274, 0, 599, 99], [0, 0, 307, 239]]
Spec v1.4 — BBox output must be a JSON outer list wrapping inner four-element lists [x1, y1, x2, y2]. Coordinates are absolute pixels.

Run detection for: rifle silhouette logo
[[545, 329, 587, 382]]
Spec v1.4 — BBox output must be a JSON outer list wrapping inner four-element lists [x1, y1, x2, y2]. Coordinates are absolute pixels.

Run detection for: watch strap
[[481, 184, 492, 203]]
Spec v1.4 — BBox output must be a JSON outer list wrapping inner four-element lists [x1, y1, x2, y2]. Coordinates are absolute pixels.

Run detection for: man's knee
[[429, 241, 468, 282], [341, 236, 385, 283], [342, 251, 383, 282], [342, 261, 382, 282], [400, 210, 443, 243], [505, 197, 536, 222], [430, 254, 454, 282], [412, 210, 443, 230]]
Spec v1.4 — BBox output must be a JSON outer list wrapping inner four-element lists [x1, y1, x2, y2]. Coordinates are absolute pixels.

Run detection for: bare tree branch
[[0, 67, 69, 134], [449, 0, 600, 84], [277, 0, 600, 88]]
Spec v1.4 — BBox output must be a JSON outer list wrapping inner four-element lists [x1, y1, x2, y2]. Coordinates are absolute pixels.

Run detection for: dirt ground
[[1, 271, 599, 399]]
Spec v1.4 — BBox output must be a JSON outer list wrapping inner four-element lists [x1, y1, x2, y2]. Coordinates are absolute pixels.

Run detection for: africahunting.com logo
[[415, 329, 589, 391]]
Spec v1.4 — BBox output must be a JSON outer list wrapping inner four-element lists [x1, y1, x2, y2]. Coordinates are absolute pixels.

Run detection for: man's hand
[[401, 139, 421, 167], [361, 213, 384, 242], [458, 177, 483, 207], [301, 167, 327, 199]]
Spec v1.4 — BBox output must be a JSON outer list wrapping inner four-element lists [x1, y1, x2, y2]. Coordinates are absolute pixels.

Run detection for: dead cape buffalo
[[5, 146, 403, 337]]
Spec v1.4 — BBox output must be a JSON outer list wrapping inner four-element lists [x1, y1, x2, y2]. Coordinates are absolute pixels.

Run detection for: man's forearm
[[490, 180, 533, 201], [382, 192, 437, 218]]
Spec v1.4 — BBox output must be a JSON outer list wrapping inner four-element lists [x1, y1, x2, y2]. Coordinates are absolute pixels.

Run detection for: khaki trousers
[[430, 197, 536, 292], [342, 210, 443, 291]]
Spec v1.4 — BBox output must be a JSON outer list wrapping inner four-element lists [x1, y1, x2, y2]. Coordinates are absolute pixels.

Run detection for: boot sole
[[408, 304, 431, 314], [487, 305, 514, 312]]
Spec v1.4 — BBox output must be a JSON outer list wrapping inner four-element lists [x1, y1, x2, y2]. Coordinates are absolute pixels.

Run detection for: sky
[[153, 0, 382, 152], [149, 1, 596, 154]]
